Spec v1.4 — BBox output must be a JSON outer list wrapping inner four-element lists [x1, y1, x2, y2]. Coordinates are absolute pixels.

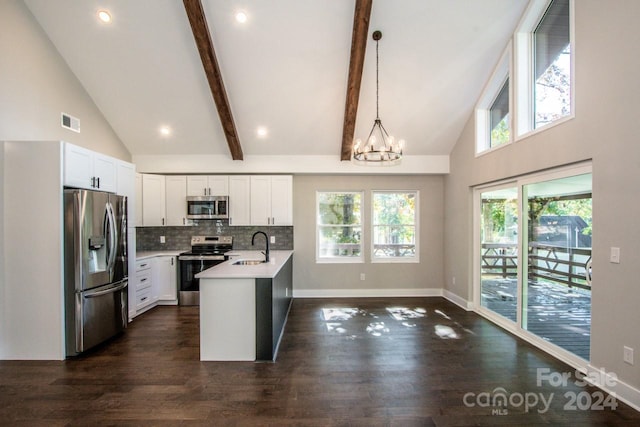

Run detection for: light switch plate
[[610, 247, 620, 263], [624, 346, 634, 365]]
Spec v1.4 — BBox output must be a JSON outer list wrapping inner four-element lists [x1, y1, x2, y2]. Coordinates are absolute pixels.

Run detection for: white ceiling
[[24, 0, 528, 160]]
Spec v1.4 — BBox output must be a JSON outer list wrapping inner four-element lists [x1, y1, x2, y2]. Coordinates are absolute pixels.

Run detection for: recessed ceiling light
[[97, 10, 112, 23], [235, 10, 248, 24], [256, 126, 268, 138], [159, 126, 171, 137]]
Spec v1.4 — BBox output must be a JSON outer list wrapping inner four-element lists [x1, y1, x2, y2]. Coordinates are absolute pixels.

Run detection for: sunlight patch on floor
[[435, 324, 459, 339]]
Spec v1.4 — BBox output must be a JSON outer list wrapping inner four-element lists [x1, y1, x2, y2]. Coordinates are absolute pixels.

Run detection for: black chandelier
[[353, 30, 404, 165]]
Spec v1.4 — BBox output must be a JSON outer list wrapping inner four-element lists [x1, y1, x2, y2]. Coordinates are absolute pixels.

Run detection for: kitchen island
[[196, 250, 293, 362]]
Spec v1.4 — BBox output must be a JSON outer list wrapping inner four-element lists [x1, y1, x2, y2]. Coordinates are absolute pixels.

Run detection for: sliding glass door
[[475, 165, 592, 361], [479, 185, 519, 323], [522, 173, 592, 360]]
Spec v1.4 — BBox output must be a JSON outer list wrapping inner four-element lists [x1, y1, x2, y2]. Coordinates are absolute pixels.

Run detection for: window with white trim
[[316, 191, 363, 263], [476, 45, 511, 154], [515, 0, 573, 136], [372, 191, 418, 262]]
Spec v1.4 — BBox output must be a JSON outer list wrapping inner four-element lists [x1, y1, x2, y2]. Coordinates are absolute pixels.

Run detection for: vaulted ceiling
[[24, 0, 528, 162]]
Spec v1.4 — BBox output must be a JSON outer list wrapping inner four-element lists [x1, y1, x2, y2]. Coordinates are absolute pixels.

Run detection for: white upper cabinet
[[187, 175, 229, 196], [270, 175, 293, 225], [141, 174, 166, 226], [250, 176, 271, 225], [64, 143, 116, 192], [116, 160, 136, 227], [165, 175, 191, 226], [250, 175, 293, 226], [228, 175, 251, 226], [135, 173, 143, 227]]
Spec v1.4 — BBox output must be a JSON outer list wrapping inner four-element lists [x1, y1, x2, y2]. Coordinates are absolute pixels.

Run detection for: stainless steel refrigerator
[[64, 189, 128, 357]]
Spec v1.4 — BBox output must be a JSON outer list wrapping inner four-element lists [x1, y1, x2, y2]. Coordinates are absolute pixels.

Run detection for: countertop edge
[[197, 250, 294, 280]]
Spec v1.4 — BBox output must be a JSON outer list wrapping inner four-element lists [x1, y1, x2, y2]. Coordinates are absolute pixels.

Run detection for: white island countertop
[[196, 250, 294, 280]]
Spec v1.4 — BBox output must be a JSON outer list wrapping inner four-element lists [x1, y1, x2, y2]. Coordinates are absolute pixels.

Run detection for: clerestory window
[[515, 0, 574, 137]]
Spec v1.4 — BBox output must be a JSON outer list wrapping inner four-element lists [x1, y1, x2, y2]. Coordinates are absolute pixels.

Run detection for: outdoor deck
[[481, 277, 591, 360]]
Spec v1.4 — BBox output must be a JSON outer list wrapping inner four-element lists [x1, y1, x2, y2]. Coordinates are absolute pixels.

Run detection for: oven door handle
[[179, 255, 225, 261]]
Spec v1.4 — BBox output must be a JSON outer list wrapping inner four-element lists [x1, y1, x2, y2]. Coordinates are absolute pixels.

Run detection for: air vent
[[61, 113, 80, 133]]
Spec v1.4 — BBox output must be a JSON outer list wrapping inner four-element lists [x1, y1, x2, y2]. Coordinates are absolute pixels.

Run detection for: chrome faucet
[[252, 231, 270, 262]]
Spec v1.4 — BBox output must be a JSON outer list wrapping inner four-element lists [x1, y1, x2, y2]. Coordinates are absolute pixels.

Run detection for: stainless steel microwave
[[186, 196, 228, 219]]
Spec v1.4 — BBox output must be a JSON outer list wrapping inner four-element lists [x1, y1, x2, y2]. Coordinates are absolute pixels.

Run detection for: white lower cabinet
[[155, 256, 178, 305], [134, 259, 154, 314], [133, 255, 178, 317]]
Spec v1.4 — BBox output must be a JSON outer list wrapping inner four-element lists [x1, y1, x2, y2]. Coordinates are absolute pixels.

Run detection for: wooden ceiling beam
[[183, 0, 243, 160], [340, 0, 373, 161]]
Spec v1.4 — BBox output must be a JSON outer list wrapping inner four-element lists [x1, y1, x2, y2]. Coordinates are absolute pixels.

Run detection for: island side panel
[[255, 255, 293, 361], [200, 278, 256, 361], [272, 255, 293, 357], [255, 278, 273, 361]]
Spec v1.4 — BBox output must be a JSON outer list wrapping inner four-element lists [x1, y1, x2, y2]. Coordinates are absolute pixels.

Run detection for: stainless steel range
[[178, 236, 233, 305]]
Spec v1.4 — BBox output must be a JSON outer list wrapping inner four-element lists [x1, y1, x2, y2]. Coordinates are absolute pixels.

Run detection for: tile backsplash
[[136, 220, 293, 252]]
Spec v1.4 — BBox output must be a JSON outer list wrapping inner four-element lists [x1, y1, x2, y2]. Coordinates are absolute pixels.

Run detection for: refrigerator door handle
[[105, 202, 118, 276], [83, 280, 128, 299]]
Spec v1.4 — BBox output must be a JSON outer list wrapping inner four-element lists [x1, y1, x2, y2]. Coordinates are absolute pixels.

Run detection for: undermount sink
[[232, 259, 265, 266]]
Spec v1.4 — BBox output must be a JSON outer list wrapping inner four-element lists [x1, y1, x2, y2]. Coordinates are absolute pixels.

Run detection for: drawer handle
[[140, 278, 147, 282], [140, 263, 148, 268], [141, 297, 148, 302]]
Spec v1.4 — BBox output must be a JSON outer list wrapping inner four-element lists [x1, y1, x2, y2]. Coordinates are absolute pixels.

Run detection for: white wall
[[293, 175, 444, 296], [0, 0, 130, 160], [444, 0, 640, 402]]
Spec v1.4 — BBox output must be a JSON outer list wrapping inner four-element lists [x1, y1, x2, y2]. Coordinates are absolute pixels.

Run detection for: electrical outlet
[[452, 276, 456, 285], [360, 273, 365, 281], [160, 236, 165, 244], [286, 288, 289, 297], [624, 346, 634, 365], [270, 235, 276, 244]]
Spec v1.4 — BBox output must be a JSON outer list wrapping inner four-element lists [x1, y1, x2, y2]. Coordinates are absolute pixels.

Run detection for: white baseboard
[[442, 290, 473, 311], [585, 365, 640, 412], [292, 288, 443, 298]]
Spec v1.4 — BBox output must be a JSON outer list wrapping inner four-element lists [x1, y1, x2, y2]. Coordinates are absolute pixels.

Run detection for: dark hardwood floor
[[1, 297, 639, 426]]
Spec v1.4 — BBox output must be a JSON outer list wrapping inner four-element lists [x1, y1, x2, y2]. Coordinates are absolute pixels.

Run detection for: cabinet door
[[64, 143, 94, 190], [116, 161, 136, 226], [186, 175, 209, 196], [135, 173, 143, 227], [229, 176, 251, 226], [208, 176, 229, 196], [165, 176, 190, 226], [270, 175, 293, 225], [93, 153, 117, 193], [155, 256, 177, 303], [141, 174, 166, 226], [250, 176, 271, 225]]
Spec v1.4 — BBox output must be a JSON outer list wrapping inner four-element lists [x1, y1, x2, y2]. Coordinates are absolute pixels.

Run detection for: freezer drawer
[[66, 280, 128, 356]]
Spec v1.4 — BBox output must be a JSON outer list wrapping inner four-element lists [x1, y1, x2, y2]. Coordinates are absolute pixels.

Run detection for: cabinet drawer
[[135, 270, 152, 291], [136, 259, 152, 272], [136, 287, 152, 310]]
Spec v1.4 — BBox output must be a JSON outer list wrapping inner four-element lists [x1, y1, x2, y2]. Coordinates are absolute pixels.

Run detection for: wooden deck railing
[[481, 242, 592, 291]]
